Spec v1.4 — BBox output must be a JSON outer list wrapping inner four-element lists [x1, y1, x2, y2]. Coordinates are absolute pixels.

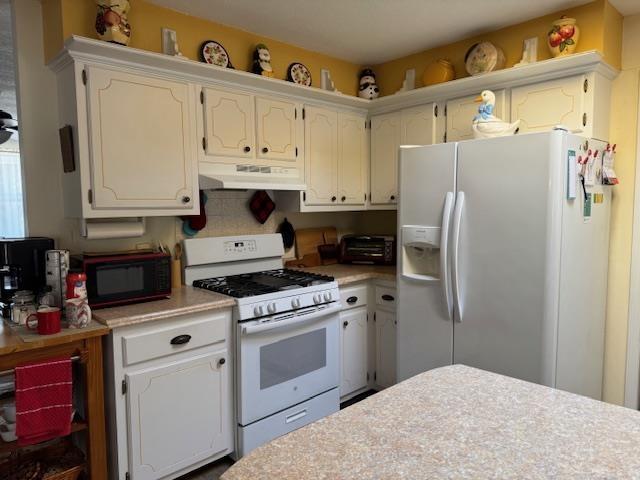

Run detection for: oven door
[[237, 303, 340, 426]]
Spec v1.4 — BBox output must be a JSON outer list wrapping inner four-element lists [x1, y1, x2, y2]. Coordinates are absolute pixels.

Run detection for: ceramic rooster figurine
[[472, 90, 520, 139]]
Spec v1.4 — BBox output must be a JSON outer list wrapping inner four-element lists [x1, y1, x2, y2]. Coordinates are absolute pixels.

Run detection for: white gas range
[[183, 234, 341, 457]]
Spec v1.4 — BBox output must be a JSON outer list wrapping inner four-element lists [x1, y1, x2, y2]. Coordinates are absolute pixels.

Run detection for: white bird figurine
[[472, 90, 520, 139]]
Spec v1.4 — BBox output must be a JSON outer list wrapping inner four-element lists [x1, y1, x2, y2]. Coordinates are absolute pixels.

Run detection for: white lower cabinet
[[126, 351, 229, 480], [375, 309, 397, 389], [340, 307, 369, 397], [105, 309, 233, 480]]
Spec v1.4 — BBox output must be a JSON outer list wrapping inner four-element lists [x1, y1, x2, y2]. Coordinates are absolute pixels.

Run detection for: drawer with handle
[[375, 286, 396, 310], [339, 285, 368, 311], [121, 311, 228, 366]]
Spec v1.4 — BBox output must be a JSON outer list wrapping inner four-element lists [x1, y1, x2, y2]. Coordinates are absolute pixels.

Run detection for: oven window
[[96, 265, 145, 296], [260, 329, 326, 389]]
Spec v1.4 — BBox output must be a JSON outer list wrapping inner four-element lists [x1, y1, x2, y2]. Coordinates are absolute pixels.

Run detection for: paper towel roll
[[81, 219, 146, 240]]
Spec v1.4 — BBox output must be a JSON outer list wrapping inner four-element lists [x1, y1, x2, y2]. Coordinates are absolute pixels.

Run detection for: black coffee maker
[[0, 237, 54, 315]]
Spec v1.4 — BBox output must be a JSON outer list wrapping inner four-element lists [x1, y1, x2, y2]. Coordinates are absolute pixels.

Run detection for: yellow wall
[[41, 0, 363, 96], [603, 14, 640, 405], [373, 0, 622, 96]]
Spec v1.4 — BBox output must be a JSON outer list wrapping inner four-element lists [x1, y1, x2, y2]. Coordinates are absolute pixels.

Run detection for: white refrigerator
[[397, 130, 611, 399]]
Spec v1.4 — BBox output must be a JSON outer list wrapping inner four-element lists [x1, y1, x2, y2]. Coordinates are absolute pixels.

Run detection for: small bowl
[[2, 404, 16, 423], [0, 423, 17, 442]]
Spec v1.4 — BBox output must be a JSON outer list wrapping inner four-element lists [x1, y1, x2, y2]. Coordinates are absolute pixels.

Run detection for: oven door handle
[[241, 303, 341, 336]]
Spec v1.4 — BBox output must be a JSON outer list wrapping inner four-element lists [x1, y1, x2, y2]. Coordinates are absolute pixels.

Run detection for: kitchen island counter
[[222, 364, 640, 479], [92, 286, 235, 328]]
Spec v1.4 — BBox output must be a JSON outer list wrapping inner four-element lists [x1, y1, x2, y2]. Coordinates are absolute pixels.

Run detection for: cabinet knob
[[182, 196, 191, 204], [262, 147, 269, 154], [218, 357, 226, 367], [390, 195, 396, 201], [244, 146, 251, 153], [331, 196, 337, 202], [341, 196, 346, 202], [343, 321, 349, 328]]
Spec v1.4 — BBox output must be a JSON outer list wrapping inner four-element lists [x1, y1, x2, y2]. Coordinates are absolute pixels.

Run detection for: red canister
[[66, 270, 87, 299]]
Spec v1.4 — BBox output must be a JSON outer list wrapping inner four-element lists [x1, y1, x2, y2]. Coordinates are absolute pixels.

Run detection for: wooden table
[[0, 320, 110, 479]]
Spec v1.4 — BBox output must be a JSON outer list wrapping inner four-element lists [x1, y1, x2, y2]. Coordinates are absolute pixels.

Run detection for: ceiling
[[609, 0, 640, 15], [148, 0, 593, 64]]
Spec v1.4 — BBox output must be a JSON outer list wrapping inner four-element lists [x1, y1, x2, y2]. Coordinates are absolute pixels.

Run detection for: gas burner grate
[[192, 269, 334, 298]]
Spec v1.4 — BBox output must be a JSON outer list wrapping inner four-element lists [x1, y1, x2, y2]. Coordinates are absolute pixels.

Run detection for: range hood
[[199, 162, 306, 191]]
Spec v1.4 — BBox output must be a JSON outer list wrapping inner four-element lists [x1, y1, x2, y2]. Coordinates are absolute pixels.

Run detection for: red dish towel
[[15, 357, 72, 446]]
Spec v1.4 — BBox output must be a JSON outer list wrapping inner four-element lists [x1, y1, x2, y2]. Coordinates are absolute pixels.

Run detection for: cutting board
[[288, 227, 337, 267]]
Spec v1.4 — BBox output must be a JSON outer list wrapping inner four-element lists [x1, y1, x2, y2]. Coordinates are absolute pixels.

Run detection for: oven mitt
[[181, 190, 208, 237], [278, 218, 295, 249], [249, 190, 276, 224]]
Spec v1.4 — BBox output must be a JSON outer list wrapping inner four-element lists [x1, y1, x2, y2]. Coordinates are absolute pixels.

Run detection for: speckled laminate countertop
[[92, 286, 235, 328], [222, 365, 640, 480], [294, 264, 396, 286]]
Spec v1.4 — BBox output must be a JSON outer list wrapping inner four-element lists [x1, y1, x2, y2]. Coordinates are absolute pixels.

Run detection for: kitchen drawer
[[339, 284, 368, 310], [238, 387, 339, 457], [375, 286, 396, 310], [122, 313, 227, 366]]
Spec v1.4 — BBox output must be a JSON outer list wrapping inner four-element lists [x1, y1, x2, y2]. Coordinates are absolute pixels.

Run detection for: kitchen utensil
[[172, 243, 182, 288], [26, 306, 62, 335], [65, 297, 91, 328], [249, 190, 276, 224], [46, 249, 70, 307], [278, 218, 295, 249]]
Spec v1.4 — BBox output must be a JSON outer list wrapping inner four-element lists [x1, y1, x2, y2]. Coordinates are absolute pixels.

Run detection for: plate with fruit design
[[200, 40, 231, 68]]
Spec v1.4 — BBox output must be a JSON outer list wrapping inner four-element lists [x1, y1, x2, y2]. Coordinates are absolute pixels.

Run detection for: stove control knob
[[267, 302, 277, 314], [291, 298, 301, 309], [254, 305, 264, 317], [323, 291, 333, 302], [313, 294, 322, 304]]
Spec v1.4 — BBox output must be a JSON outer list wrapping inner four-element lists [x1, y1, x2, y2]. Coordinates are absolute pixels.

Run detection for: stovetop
[[192, 269, 334, 298]]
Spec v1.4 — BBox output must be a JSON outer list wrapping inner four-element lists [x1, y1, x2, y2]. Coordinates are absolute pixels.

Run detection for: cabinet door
[[370, 112, 401, 205], [255, 96, 301, 163], [202, 86, 254, 161], [85, 66, 196, 210], [340, 307, 368, 397], [511, 75, 586, 134], [401, 103, 437, 145], [446, 90, 507, 142], [304, 106, 338, 205], [337, 112, 367, 205], [126, 350, 230, 480], [375, 309, 396, 389]]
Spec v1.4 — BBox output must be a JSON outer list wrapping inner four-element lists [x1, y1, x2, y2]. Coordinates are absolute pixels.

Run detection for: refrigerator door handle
[[452, 191, 465, 322], [440, 191, 455, 321]]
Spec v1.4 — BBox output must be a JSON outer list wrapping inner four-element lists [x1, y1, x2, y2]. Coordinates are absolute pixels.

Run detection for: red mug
[[26, 307, 62, 335]]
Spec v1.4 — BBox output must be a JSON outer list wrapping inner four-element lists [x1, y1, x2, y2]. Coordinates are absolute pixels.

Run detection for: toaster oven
[[338, 235, 396, 265]]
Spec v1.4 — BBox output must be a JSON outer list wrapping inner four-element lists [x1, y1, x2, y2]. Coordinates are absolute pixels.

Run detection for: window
[[0, 0, 25, 237]]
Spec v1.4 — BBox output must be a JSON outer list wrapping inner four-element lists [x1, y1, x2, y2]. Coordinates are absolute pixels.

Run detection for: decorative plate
[[464, 42, 505, 76], [287, 63, 312, 86], [200, 40, 230, 68]]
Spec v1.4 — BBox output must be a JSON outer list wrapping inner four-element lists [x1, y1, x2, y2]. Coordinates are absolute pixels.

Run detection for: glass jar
[[10, 290, 36, 326]]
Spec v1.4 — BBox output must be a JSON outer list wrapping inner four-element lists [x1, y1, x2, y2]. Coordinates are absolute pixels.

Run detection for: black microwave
[[79, 252, 171, 308]]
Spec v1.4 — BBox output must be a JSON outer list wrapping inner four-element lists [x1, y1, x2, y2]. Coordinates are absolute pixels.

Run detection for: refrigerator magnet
[[583, 192, 592, 222]]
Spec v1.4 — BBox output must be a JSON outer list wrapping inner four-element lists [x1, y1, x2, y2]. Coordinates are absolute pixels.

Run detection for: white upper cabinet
[[85, 66, 198, 213], [202, 86, 254, 161], [255, 96, 302, 164], [337, 112, 367, 205], [401, 103, 439, 145], [370, 112, 401, 205], [511, 74, 590, 135], [446, 90, 508, 142], [304, 106, 338, 205]]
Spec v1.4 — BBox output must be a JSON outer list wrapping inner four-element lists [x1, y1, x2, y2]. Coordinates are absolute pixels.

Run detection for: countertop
[[0, 320, 108, 356], [92, 286, 235, 328], [222, 365, 640, 480], [294, 264, 396, 286]]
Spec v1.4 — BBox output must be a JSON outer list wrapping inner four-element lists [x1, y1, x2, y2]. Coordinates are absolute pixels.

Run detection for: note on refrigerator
[[567, 150, 577, 200]]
